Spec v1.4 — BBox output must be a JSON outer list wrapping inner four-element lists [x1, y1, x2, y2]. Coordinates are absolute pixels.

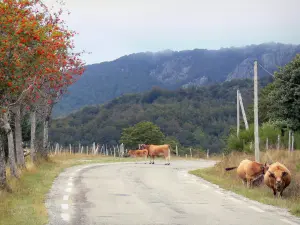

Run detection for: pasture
[[190, 150, 300, 217]]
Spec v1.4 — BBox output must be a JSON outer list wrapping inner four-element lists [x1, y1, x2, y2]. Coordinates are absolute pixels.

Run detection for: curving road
[[46, 160, 300, 225]]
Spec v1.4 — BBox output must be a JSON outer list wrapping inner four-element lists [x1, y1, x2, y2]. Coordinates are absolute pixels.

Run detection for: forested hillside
[[49, 76, 273, 153], [53, 43, 300, 117]]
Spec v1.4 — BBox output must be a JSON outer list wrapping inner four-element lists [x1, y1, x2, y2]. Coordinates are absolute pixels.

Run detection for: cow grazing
[[140, 144, 171, 165], [264, 162, 291, 197], [225, 159, 269, 188], [128, 149, 148, 163]]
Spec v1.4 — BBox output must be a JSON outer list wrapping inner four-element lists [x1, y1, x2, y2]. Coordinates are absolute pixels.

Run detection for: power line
[[258, 62, 300, 87]]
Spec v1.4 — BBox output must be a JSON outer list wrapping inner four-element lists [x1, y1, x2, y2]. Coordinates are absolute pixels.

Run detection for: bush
[[225, 122, 299, 153], [226, 134, 243, 152]]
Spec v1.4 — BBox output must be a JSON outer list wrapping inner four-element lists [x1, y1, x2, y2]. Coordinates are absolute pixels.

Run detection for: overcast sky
[[45, 0, 300, 65]]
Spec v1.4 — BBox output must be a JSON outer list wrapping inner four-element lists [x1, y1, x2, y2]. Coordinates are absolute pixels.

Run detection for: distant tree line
[[49, 76, 273, 153]]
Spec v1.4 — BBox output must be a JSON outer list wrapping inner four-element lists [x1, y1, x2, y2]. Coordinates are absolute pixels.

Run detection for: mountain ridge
[[52, 42, 300, 118]]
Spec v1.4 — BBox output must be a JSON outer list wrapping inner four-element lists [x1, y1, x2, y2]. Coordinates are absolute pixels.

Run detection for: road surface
[[46, 160, 300, 225]]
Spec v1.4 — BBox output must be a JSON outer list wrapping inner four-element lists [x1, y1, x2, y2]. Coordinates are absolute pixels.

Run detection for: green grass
[[0, 154, 136, 225], [296, 163, 300, 172], [190, 150, 300, 217]]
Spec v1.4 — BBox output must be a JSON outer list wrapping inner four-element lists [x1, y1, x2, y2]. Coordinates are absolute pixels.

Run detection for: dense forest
[[49, 76, 273, 153]]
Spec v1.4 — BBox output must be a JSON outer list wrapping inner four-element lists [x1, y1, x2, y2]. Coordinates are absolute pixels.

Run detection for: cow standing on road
[[140, 144, 171, 165], [127, 149, 148, 164]]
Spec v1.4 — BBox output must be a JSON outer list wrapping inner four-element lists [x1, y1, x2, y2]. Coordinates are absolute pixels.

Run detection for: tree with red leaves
[[0, 0, 85, 184]]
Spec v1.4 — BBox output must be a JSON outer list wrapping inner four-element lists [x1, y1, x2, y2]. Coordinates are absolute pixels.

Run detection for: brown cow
[[140, 144, 171, 165], [264, 162, 291, 197], [226, 159, 270, 188], [128, 149, 148, 163]]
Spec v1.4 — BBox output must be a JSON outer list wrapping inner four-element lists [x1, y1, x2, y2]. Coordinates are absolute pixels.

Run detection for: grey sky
[[46, 0, 300, 65]]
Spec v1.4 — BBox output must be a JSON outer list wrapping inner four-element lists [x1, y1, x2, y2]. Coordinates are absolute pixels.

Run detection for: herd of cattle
[[225, 159, 291, 197], [126, 145, 292, 198], [127, 144, 171, 165]]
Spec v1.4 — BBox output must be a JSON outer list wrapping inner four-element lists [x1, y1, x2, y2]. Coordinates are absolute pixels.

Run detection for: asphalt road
[[46, 159, 300, 225]]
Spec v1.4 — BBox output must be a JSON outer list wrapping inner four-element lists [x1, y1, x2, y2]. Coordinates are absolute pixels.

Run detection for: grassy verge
[[0, 154, 135, 225], [190, 150, 300, 217]]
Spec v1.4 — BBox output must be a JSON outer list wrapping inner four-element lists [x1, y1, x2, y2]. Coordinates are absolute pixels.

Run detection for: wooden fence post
[[291, 132, 294, 152], [288, 130, 291, 151]]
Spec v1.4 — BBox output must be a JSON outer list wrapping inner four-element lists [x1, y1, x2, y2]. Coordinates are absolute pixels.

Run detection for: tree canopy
[[120, 121, 165, 148], [267, 54, 300, 131]]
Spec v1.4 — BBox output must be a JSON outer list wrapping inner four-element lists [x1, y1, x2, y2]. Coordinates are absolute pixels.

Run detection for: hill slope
[[52, 43, 300, 117], [49, 76, 273, 153]]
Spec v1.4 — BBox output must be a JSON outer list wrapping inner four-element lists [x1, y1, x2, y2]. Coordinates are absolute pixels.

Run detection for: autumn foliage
[[0, 0, 85, 109]]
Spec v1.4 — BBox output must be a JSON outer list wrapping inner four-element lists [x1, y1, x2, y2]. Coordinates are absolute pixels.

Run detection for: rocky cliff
[[52, 42, 300, 118]]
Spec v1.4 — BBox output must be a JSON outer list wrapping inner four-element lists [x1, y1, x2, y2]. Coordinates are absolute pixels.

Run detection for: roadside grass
[[0, 154, 135, 225], [190, 150, 300, 217]]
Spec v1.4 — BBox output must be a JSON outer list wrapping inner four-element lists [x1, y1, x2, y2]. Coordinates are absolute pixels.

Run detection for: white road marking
[[248, 206, 264, 213], [68, 182, 73, 186], [75, 169, 81, 172], [215, 190, 224, 195], [70, 173, 75, 176], [61, 204, 69, 210], [63, 195, 69, 201], [61, 213, 70, 221], [65, 187, 72, 193], [201, 184, 209, 188], [280, 218, 299, 225], [69, 176, 73, 180], [227, 196, 242, 204]]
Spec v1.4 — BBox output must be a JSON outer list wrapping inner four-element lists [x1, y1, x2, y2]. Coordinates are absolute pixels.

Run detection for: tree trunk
[[2, 112, 19, 178], [30, 110, 36, 162], [14, 104, 25, 168], [0, 132, 8, 190], [42, 118, 49, 159]]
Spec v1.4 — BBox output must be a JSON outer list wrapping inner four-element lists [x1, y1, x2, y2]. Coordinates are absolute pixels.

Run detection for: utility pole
[[237, 89, 240, 137], [238, 91, 249, 130], [254, 61, 260, 162]]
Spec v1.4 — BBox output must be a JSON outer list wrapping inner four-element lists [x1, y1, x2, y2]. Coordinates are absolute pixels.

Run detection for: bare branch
[[8, 84, 33, 107]]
